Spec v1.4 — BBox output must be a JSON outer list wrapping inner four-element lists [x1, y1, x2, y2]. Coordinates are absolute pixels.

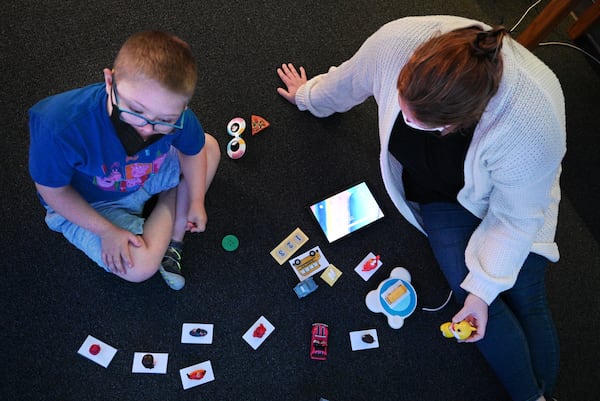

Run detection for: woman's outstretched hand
[[276, 63, 307, 105]]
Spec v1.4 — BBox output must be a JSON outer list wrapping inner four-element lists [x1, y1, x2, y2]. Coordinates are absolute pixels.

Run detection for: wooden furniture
[[568, 1, 600, 39], [517, 0, 600, 50]]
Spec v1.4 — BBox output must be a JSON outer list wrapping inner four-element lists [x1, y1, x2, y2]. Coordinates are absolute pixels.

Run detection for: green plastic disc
[[221, 234, 239, 251]]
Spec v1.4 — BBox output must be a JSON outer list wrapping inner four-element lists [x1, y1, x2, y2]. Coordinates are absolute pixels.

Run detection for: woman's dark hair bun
[[473, 26, 509, 60]]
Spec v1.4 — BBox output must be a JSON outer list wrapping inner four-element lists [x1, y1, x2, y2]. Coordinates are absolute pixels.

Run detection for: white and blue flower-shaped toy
[[365, 267, 417, 329]]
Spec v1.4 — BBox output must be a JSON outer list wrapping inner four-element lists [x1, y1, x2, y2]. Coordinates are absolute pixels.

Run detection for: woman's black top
[[387, 113, 475, 204]]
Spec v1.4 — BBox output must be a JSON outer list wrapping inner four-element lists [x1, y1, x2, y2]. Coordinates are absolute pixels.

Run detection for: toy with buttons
[[365, 267, 417, 329]]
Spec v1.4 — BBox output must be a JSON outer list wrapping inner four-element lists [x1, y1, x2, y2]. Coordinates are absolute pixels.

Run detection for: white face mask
[[402, 111, 446, 132]]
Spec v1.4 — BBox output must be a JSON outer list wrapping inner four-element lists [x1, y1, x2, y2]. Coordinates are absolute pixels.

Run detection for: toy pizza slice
[[251, 115, 270, 135]]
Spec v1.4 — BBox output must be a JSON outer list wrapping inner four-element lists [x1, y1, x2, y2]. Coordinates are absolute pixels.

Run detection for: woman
[[277, 15, 565, 401]]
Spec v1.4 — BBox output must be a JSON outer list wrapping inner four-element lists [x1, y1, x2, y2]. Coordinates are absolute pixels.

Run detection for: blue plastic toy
[[294, 277, 319, 298]]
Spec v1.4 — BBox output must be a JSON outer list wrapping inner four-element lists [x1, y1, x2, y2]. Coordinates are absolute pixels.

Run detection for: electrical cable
[[539, 41, 600, 65], [511, 0, 600, 66], [510, 0, 544, 32], [421, 290, 453, 312]]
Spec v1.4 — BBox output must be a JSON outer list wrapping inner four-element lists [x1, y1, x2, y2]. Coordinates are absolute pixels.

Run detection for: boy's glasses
[[111, 80, 185, 133]]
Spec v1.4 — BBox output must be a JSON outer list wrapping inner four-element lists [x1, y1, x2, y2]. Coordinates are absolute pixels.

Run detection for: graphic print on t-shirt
[[94, 151, 167, 192]]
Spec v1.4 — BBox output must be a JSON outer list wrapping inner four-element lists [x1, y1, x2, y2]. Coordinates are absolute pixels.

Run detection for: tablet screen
[[308, 181, 384, 243]]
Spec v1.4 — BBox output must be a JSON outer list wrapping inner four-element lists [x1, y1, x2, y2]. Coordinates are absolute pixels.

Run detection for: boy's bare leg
[[204, 134, 221, 188], [114, 187, 177, 282], [115, 134, 220, 283]]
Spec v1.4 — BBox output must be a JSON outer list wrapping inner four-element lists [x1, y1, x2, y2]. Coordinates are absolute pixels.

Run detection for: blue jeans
[[420, 202, 559, 401]]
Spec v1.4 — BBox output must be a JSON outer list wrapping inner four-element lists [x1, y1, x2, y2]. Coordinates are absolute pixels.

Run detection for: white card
[[288, 246, 329, 281], [180, 360, 215, 390], [77, 335, 118, 368], [132, 352, 169, 374], [242, 316, 275, 350], [181, 323, 214, 344], [349, 329, 379, 351], [354, 252, 382, 281]]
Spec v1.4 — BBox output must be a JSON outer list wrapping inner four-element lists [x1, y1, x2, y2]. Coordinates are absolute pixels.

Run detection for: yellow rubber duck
[[440, 320, 477, 341]]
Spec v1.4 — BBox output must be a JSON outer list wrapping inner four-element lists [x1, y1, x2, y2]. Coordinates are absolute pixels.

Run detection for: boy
[[29, 31, 220, 290]]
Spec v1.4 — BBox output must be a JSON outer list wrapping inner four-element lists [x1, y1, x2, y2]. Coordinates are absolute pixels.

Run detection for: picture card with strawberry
[[77, 334, 117, 368], [242, 315, 275, 350]]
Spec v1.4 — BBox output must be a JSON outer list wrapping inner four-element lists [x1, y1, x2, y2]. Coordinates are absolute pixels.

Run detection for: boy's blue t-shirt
[[29, 83, 205, 204]]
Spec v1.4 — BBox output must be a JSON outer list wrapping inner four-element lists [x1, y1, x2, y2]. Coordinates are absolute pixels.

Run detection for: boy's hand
[[186, 203, 207, 233], [100, 227, 142, 274], [277, 63, 307, 104]]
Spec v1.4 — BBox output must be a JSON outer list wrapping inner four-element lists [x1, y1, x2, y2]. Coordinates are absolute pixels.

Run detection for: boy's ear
[[102, 68, 113, 95], [102, 68, 113, 84]]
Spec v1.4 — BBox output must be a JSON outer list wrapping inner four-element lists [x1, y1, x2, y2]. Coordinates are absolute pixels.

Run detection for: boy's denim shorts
[[44, 147, 181, 271]]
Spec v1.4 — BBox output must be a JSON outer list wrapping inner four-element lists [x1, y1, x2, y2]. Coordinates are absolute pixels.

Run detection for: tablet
[[308, 181, 384, 243]]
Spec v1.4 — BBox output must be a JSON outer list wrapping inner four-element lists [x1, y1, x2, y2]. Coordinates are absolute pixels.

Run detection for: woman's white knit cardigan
[[295, 15, 566, 304]]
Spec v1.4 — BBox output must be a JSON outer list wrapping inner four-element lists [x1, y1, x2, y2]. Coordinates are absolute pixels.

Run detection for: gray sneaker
[[159, 242, 185, 290]]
